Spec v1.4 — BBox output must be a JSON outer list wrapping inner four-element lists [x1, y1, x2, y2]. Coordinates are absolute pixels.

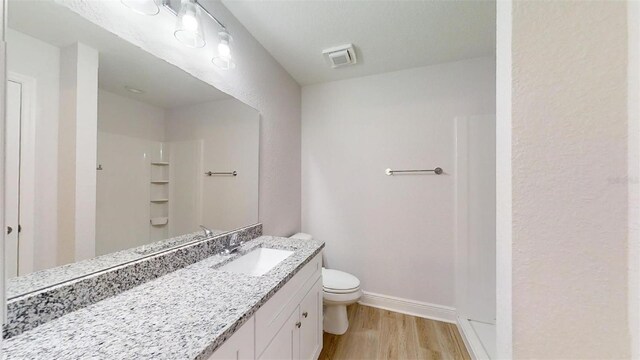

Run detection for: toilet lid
[[323, 268, 360, 292], [290, 233, 313, 241]]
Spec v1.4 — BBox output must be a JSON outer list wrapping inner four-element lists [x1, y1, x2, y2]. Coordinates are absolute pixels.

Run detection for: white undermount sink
[[218, 247, 294, 276]]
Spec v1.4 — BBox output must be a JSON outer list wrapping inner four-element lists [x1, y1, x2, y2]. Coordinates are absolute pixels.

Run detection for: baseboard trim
[[358, 291, 457, 323], [456, 316, 491, 360]]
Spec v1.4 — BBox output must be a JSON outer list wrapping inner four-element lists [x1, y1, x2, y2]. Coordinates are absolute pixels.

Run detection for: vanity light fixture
[[174, 0, 205, 48], [121, 0, 160, 16], [212, 29, 235, 70], [217, 29, 231, 58], [121, 0, 235, 69]]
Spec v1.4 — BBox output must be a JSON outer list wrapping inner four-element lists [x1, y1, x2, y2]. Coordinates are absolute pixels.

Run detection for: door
[[259, 306, 300, 360], [5, 80, 22, 278], [5, 74, 35, 278], [299, 277, 322, 360]]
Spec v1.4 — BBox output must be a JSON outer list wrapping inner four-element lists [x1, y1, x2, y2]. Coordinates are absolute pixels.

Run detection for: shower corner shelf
[[150, 217, 169, 226], [150, 198, 169, 203], [151, 161, 169, 166]]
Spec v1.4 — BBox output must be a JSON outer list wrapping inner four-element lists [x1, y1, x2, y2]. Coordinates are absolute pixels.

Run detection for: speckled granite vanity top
[[6, 230, 227, 298], [2, 236, 324, 360]]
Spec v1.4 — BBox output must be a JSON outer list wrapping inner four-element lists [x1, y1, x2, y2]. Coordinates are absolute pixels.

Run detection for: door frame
[[7, 71, 36, 275]]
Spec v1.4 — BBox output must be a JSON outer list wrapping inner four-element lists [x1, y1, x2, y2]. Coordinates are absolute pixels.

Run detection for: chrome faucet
[[200, 225, 214, 238], [222, 234, 244, 255]]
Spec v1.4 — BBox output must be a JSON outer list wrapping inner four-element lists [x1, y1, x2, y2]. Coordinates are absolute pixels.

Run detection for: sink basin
[[218, 248, 294, 276]]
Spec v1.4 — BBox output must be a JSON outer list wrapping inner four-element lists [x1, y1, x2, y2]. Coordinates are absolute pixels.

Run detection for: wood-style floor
[[319, 304, 471, 360]]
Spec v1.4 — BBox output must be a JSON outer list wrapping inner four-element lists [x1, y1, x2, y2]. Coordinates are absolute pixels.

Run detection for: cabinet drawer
[[255, 252, 322, 357]]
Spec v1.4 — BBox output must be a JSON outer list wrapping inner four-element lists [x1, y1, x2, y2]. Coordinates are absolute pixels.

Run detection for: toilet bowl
[[322, 268, 362, 334], [290, 233, 362, 335]]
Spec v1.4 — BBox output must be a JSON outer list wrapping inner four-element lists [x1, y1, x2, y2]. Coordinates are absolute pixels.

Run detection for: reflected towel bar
[[385, 167, 443, 176], [205, 171, 237, 176]]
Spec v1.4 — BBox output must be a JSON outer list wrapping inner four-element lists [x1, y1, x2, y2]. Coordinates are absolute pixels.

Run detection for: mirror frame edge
[[1, 0, 7, 327]]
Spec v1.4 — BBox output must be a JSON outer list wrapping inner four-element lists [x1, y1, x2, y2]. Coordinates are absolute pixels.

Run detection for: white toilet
[[290, 233, 362, 335]]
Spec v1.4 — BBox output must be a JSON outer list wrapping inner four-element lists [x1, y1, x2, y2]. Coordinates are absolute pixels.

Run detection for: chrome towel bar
[[385, 167, 443, 176], [205, 171, 237, 176]]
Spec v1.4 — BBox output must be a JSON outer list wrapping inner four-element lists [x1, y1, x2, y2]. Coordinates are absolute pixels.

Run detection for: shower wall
[[96, 89, 166, 255], [96, 92, 260, 252], [455, 115, 497, 358], [165, 99, 260, 233]]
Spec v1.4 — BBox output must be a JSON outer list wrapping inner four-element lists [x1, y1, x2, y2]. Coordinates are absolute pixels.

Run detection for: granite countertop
[[6, 229, 227, 299], [2, 236, 324, 360]]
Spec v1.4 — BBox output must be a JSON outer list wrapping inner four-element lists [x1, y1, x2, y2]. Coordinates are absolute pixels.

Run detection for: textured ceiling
[[9, 0, 229, 109], [221, 0, 496, 85]]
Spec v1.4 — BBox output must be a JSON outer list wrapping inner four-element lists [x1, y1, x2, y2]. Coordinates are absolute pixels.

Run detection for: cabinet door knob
[[302, 312, 308, 318], [6, 226, 12, 235], [295, 321, 302, 328]]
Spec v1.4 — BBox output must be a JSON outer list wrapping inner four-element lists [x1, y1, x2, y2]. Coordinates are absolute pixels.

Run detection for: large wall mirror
[[5, 0, 259, 298]]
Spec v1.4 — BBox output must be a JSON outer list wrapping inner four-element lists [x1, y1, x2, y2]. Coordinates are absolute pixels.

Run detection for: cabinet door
[[255, 253, 321, 355], [208, 317, 255, 360], [299, 277, 323, 360], [259, 306, 300, 360]]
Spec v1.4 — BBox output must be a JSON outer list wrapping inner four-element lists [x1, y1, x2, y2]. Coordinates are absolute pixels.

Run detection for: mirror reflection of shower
[[4, 0, 259, 281]]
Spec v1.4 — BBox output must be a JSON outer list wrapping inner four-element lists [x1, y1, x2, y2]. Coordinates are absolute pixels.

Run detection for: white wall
[[302, 57, 495, 307], [73, 43, 99, 262], [167, 139, 202, 237], [165, 98, 259, 232], [495, 0, 512, 357], [6, 29, 60, 271], [96, 89, 166, 255], [60, 0, 301, 237], [628, 2, 640, 357], [98, 89, 166, 141], [58, 42, 99, 264], [500, 1, 630, 357]]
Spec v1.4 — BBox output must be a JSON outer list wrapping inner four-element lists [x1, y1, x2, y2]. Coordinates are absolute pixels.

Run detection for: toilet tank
[[290, 233, 313, 241]]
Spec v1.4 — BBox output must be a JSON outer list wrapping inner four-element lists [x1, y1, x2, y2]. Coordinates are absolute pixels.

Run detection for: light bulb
[[121, 0, 159, 15], [217, 30, 232, 58], [174, 0, 205, 48], [182, 14, 198, 31], [211, 29, 236, 70], [212, 30, 235, 70], [218, 41, 230, 58]]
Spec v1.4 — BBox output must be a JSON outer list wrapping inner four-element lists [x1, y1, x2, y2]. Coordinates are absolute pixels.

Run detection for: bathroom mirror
[[4, 0, 259, 298]]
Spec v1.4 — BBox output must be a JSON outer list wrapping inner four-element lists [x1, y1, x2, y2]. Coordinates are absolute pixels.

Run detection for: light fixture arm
[[194, 0, 226, 31], [161, 0, 226, 30]]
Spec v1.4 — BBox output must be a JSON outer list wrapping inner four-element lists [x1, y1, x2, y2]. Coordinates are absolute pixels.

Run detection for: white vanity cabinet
[[208, 252, 323, 360], [298, 277, 323, 360], [259, 277, 323, 360], [208, 317, 255, 360], [258, 305, 300, 360]]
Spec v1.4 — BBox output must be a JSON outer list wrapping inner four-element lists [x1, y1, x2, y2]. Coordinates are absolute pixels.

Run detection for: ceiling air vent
[[322, 44, 357, 68]]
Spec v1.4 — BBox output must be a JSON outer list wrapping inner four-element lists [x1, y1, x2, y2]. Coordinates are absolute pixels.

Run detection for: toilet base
[[323, 304, 349, 335]]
